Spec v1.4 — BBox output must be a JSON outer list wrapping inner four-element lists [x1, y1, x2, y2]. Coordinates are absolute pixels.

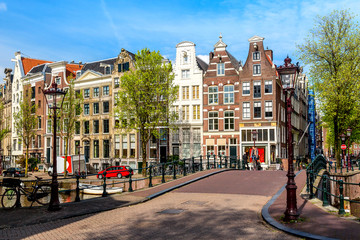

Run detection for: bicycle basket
[[1, 178, 22, 187]]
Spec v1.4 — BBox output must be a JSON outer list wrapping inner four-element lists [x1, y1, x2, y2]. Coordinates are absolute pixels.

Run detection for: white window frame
[[208, 111, 219, 131], [182, 86, 189, 100], [243, 102, 250, 119], [224, 111, 234, 130], [224, 85, 234, 104], [265, 80, 273, 94], [55, 77, 61, 85], [242, 82, 250, 95], [253, 81, 261, 98], [253, 64, 261, 76], [217, 63, 225, 76], [182, 69, 190, 79], [103, 86, 109, 96], [182, 105, 189, 121], [193, 105, 200, 120], [265, 101, 273, 118], [208, 86, 218, 105], [254, 101, 261, 119], [253, 51, 260, 61], [93, 87, 99, 97], [84, 89, 90, 98]]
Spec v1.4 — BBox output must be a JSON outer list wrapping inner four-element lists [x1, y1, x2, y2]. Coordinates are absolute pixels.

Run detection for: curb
[[261, 170, 338, 240]]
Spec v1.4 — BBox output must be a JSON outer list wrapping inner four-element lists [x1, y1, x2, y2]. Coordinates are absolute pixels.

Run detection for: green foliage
[[297, 9, 360, 166], [13, 88, 37, 176], [114, 48, 178, 174]]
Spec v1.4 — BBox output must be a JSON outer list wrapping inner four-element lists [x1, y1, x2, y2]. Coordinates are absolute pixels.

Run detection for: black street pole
[[284, 89, 298, 221]]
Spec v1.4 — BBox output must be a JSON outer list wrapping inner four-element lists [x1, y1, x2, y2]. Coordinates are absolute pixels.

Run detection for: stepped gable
[[196, 56, 208, 72]]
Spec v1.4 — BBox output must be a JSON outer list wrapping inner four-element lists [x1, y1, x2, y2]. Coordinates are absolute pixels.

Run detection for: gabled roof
[[81, 58, 117, 74], [196, 56, 208, 72], [21, 57, 52, 75], [226, 51, 239, 70], [28, 63, 48, 74], [66, 63, 83, 77], [248, 36, 265, 43]]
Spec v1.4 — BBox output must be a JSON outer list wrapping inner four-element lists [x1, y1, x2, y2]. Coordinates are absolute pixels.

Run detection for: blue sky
[[1, 0, 359, 81]]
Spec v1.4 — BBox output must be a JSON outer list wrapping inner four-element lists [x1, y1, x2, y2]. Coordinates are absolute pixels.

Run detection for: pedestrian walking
[[251, 146, 259, 171], [243, 152, 249, 170]]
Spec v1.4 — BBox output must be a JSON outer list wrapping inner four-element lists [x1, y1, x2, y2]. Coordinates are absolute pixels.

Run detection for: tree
[[114, 48, 178, 175], [13, 92, 37, 176], [297, 9, 360, 167], [58, 75, 83, 177]]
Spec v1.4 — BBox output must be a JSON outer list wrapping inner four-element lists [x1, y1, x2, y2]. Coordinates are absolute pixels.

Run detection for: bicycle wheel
[[35, 184, 51, 205], [1, 188, 18, 209]]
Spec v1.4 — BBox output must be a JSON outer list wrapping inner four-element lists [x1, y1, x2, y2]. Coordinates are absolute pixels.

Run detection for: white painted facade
[[171, 41, 205, 158]]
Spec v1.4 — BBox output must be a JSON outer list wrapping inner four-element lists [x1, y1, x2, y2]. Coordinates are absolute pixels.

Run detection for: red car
[[97, 166, 133, 179]]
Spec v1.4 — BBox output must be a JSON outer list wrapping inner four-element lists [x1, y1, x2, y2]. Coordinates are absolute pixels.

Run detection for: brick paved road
[[0, 170, 299, 240]]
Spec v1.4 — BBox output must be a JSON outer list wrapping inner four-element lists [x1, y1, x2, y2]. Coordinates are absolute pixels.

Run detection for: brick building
[[203, 35, 240, 159]]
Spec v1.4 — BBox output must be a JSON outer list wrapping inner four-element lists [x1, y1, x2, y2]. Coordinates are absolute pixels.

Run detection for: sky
[[1, 0, 360, 81]]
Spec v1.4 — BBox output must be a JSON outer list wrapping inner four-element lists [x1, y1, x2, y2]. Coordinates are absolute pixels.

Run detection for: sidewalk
[[263, 170, 360, 240], [1, 169, 359, 239]]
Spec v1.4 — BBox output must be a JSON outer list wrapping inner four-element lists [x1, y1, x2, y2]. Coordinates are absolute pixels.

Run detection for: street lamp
[[277, 56, 299, 221], [43, 82, 67, 211], [340, 133, 346, 168], [77, 145, 83, 174], [346, 128, 352, 170]]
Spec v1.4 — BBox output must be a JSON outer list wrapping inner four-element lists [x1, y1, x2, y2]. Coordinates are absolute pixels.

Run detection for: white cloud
[[0, 2, 7, 12]]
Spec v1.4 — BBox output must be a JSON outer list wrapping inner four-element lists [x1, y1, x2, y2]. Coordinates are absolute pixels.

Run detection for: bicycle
[[1, 176, 51, 209]]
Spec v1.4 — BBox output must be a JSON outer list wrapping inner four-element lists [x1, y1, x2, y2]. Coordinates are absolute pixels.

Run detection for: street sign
[[341, 144, 347, 150]]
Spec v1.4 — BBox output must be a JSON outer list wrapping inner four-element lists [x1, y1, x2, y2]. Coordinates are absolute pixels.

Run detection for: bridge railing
[[306, 155, 360, 215]]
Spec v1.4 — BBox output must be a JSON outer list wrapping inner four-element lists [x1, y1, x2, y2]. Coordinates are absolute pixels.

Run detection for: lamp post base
[[284, 173, 298, 221], [48, 177, 61, 212]]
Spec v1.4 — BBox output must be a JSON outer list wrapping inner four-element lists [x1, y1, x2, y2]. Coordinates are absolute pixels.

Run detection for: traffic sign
[[341, 144, 346, 150]]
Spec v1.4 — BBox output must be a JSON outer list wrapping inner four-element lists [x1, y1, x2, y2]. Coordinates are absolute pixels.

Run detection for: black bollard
[[192, 157, 195, 173], [200, 156, 203, 171], [173, 161, 177, 180], [149, 165, 153, 187], [102, 171, 108, 197], [161, 163, 165, 183], [75, 174, 80, 202], [128, 172, 133, 192]]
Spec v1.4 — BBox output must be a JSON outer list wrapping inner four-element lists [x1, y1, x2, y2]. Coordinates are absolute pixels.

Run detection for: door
[[84, 146, 90, 163], [230, 146, 237, 166], [160, 146, 167, 163]]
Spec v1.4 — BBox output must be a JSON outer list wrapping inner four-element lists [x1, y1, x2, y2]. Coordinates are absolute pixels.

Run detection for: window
[[270, 129, 275, 141], [31, 87, 35, 99], [93, 87, 99, 97], [93, 120, 99, 133], [265, 80, 273, 94], [114, 78, 119, 88], [217, 63, 225, 75], [224, 111, 234, 130], [122, 135, 127, 157], [47, 120, 52, 133], [93, 103, 99, 114], [94, 140, 99, 158], [182, 105, 189, 120], [182, 128, 190, 158], [243, 102, 250, 119], [37, 135, 41, 148], [84, 104, 89, 115], [254, 102, 261, 118], [182, 70, 190, 79], [84, 121, 90, 134], [103, 101, 109, 113], [118, 62, 129, 72], [183, 52, 188, 64], [55, 77, 61, 85], [84, 89, 90, 98], [193, 105, 200, 120], [32, 137, 36, 148], [209, 112, 218, 130], [207, 146, 215, 155], [103, 119, 109, 133], [130, 134, 135, 157], [38, 116, 41, 129], [105, 66, 111, 75], [253, 51, 260, 61], [103, 86, 109, 96], [243, 82, 250, 95], [182, 86, 189, 100], [103, 140, 110, 158], [75, 121, 80, 134], [224, 85, 234, 104], [265, 101, 273, 118], [253, 64, 261, 75], [76, 71, 81, 79], [192, 85, 199, 99], [254, 81, 261, 98], [208, 86, 218, 104]]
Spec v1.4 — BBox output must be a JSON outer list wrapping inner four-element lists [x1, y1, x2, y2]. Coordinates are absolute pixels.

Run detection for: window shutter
[[124, 62, 129, 71], [118, 64, 122, 72]]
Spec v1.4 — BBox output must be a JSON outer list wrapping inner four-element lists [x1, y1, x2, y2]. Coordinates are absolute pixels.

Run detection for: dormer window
[[55, 77, 61, 85], [76, 71, 81, 79], [253, 51, 260, 61], [118, 62, 129, 72], [105, 66, 111, 75]]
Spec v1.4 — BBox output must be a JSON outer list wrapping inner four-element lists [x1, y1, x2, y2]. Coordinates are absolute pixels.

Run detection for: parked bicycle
[[1, 176, 51, 209]]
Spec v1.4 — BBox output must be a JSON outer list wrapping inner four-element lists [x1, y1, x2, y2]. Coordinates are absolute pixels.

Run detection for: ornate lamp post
[[340, 133, 346, 168], [251, 130, 258, 164], [77, 145, 83, 174], [346, 128, 352, 170], [277, 56, 299, 221], [43, 82, 67, 211]]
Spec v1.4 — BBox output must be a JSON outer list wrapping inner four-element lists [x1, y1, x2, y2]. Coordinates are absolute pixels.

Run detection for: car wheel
[[117, 173, 122, 179], [98, 174, 103, 179]]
